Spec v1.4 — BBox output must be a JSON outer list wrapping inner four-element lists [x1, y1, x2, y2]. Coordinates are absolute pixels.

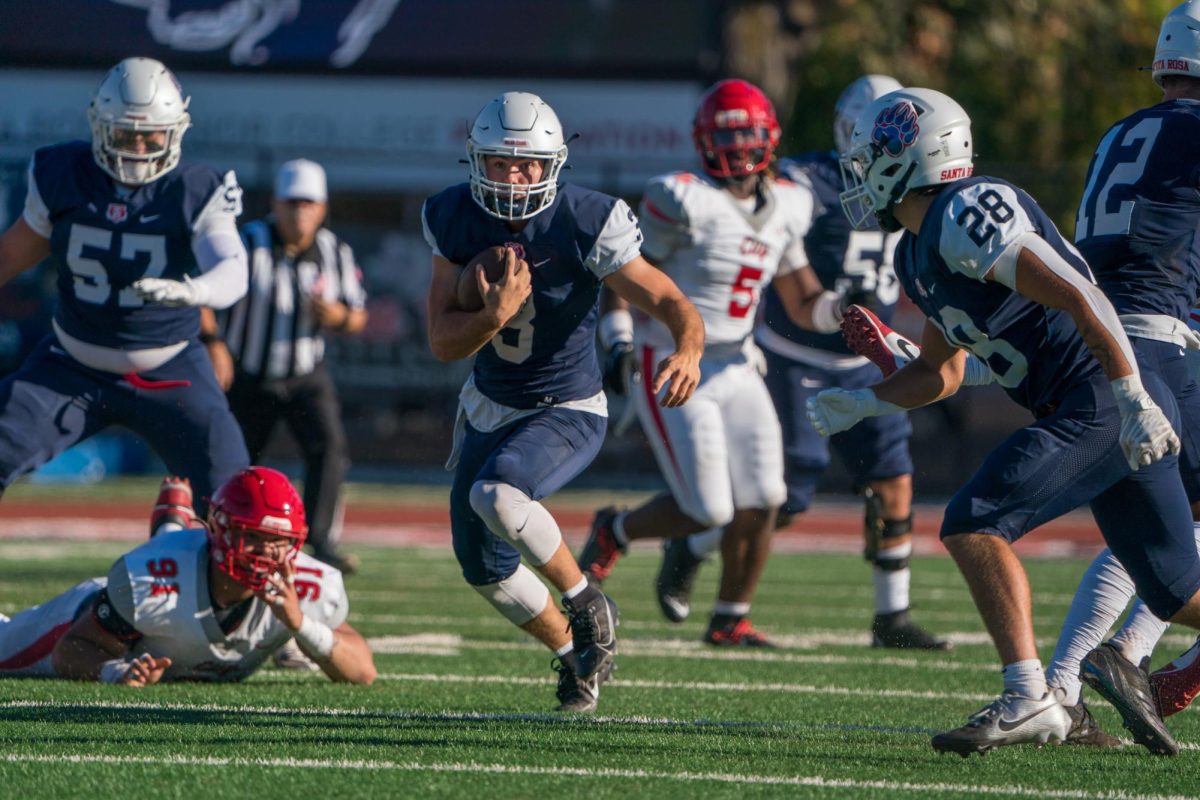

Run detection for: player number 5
[[729, 265, 764, 318]]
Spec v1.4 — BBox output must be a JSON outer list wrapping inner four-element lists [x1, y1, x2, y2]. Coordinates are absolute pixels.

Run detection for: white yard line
[[0, 751, 1190, 799]]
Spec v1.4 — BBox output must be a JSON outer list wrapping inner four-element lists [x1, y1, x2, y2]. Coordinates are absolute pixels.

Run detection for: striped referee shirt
[[219, 218, 367, 380]]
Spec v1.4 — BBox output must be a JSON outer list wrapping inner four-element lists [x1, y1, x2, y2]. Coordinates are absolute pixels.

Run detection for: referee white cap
[[275, 159, 327, 203]]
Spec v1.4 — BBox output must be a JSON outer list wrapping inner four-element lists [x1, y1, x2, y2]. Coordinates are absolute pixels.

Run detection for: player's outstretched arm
[[0, 217, 51, 290], [771, 266, 845, 333], [52, 609, 171, 686], [1004, 237, 1178, 469], [257, 560, 377, 685], [426, 251, 531, 362], [604, 255, 704, 407]]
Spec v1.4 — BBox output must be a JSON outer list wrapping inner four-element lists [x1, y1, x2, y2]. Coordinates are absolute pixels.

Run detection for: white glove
[[1113, 375, 1181, 470], [132, 276, 209, 307], [806, 388, 902, 437]]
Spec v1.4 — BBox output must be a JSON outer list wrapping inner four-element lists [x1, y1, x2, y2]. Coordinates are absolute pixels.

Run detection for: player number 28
[[66, 223, 168, 307], [955, 189, 1014, 247]]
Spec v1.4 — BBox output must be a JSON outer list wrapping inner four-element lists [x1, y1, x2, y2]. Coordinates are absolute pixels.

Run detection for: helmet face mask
[[1152, 1, 1200, 87], [467, 92, 568, 221], [692, 79, 781, 180], [88, 57, 191, 187], [207, 467, 308, 591], [838, 88, 974, 232]]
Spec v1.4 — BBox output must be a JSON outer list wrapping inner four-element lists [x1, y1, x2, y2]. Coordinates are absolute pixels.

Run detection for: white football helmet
[[833, 74, 903, 155], [466, 92, 568, 221], [87, 57, 191, 186], [1152, 1, 1200, 86], [838, 88, 973, 232]]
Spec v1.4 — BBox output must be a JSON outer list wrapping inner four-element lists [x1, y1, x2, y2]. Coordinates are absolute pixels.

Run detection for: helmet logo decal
[[713, 108, 751, 127], [872, 101, 920, 158]]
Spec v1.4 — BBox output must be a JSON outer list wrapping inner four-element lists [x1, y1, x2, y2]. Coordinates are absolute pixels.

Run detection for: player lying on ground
[[0, 467, 375, 685]]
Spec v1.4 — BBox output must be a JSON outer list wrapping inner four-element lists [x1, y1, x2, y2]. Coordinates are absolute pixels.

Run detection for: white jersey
[[103, 529, 349, 682], [637, 171, 815, 352]]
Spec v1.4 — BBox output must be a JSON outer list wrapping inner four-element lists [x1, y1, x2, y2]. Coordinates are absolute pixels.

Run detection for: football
[[455, 246, 512, 312]]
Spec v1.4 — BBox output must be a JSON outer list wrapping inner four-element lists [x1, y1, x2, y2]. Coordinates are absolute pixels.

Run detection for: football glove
[[602, 341, 637, 396], [806, 388, 903, 437], [1113, 376, 1180, 471], [133, 276, 208, 307]]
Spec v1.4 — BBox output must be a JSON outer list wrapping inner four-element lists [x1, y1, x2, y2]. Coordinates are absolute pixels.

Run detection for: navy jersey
[[759, 151, 902, 357], [895, 176, 1101, 412], [25, 141, 241, 349], [422, 183, 643, 409], [1075, 99, 1200, 319]]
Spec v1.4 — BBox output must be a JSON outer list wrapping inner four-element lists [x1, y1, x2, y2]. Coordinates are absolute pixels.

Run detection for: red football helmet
[[207, 467, 308, 590], [692, 79, 781, 179]]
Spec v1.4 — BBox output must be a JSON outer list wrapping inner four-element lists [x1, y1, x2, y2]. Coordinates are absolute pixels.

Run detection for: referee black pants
[[226, 362, 348, 554]]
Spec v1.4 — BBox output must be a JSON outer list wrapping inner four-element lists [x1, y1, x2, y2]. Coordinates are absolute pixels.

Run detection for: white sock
[[154, 521, 184, 536], [713, 600, 750, 617], [1002, 659, 1047, 699], [688, 527, 723, 559], [554, 641, 574, 657], [562, 576, 589, 600], [1109, 600, 1169, 667], [612, 511, 629, 548], [1045, 548, 1135, 704], [873, 542, 912, 614]]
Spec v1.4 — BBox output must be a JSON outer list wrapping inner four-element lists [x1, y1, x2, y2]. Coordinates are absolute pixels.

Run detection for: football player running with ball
[[0, 58, 249, 515], [422, 92, 704, 712], [807, 87, 1200, 756], [580, 79, 863, 647], [0, 468, 375, 685]]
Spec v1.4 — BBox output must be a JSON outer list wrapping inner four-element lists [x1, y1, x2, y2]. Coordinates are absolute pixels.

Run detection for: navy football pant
[[450, 408, 606, 586], [762, 350, 912, 515], [1133, 337, 1200, 504], [942, 369, 1200, 620], [0, 336, 249, 517]]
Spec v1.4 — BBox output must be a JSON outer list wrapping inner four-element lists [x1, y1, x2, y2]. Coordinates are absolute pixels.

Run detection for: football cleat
[[655, 537, 706, 624], [1081, 643, 1178, 756], [841, 304, 919, 379], [871, 609, 951, 651], [1150, 633, 1200, 718], [577, 506, 626, 582], [931, 690, 1070, 757], [562, 579, 619, 681], [149, 475, 197, 536], [1062, 700, 1122, 748], [703, 615, 779, 648], [552, 657, 612, 713]]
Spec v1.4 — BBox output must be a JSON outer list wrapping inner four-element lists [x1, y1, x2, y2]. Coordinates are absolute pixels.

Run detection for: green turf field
[[0, 538, 1196, 799]]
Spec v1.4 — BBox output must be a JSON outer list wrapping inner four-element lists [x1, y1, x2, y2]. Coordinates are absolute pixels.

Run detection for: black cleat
[[562, 579, 619, 680], [552, 658, 611, 713], [655, 537, 705, 624], [871, 609, 951, 650], [1081, 644, 1178, 756], [1062, 699, 1122, 748]]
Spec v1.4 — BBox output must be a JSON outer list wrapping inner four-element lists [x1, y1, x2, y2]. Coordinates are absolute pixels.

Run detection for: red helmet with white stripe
[[207, 467, 308, 590], [692, 79, 781, 179]]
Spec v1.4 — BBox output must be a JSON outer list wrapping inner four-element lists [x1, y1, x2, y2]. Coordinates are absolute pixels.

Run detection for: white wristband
[[599, 309, 634, 349], [1112, 374, 1153, 414], [294, 616, 335, 661], [811, 291, 843, 334], [99, 658, 135, 684]]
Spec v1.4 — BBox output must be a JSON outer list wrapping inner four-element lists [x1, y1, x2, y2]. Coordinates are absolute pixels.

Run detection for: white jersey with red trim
[[105, 529, 349, 682], [637, 171, 815, 351]]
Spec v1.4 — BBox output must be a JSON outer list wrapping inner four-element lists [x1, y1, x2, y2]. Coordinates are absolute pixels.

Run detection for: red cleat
[[841, 304, 920, 379], [577, 507, 626, 582], [703, 616, 779, 648], [1151, 634, 1200, 718], [149, 475, 198, 537]]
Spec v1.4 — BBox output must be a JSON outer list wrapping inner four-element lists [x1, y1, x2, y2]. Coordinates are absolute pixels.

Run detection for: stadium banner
[[0, 70, 700, 194]]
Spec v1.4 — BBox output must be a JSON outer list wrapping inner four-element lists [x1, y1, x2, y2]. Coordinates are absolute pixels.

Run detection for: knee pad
[[863, 488, 913, 569], [469, 480, 562, 565], [470, 564, 550, 625]]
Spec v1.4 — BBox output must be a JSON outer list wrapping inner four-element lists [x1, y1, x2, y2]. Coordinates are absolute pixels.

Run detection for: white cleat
[[931, 690, 1070, 757]]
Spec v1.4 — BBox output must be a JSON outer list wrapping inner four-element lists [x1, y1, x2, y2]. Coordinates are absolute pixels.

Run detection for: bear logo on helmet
[[872, 101, 920, 158]]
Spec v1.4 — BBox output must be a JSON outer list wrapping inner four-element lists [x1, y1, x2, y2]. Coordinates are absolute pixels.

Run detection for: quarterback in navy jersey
[[422, 92, 703, 713], [807, 87, 1200, 756], [0, 58, 249, 514], [753, 75, 945, 651]]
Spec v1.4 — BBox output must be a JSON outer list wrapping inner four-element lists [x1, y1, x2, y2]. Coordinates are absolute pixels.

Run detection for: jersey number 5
[[66, 224, 168, 307], [729, 265, 764, 318]]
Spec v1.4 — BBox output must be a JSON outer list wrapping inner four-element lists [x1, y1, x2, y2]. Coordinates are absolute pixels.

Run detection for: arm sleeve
[[937, 182, 1037, 282], [584, 198, 644, 280], [189, 214, 249, 309], [92, 558, 142, 641], [22, 158, 52, 238], [638, 177, 690, 263]]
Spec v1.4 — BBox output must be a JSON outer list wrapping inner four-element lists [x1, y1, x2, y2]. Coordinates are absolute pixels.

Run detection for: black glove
[[602, 341, 636, 396], [837, 277, 880, 314]]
